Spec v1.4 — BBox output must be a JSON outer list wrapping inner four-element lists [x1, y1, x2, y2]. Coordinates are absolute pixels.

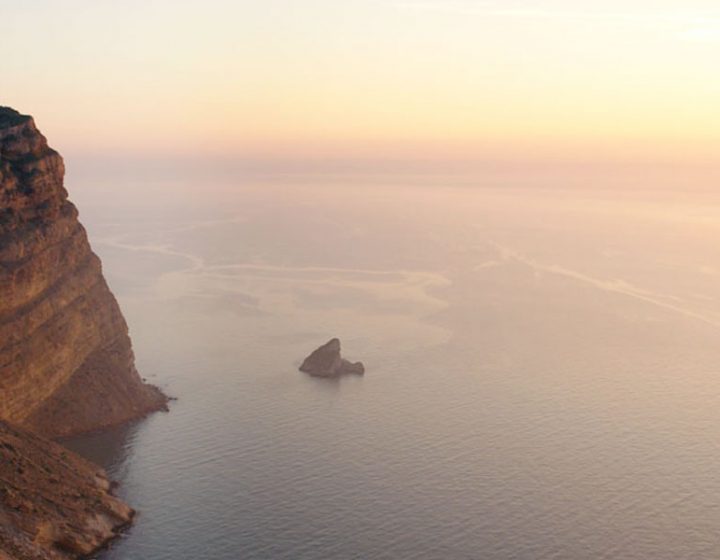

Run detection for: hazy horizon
[[5, 0, 720, 169]]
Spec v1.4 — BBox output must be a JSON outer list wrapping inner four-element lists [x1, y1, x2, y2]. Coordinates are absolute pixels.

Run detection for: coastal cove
[[64, 176, 720, 560]]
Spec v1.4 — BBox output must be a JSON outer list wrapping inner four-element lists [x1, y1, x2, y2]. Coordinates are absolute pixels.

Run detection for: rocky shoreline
[[0, 421, 133, 560]]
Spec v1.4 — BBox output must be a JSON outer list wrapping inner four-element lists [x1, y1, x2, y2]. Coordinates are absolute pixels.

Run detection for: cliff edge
[[0, 421, 134, 560], [0, 107, 167, 438]]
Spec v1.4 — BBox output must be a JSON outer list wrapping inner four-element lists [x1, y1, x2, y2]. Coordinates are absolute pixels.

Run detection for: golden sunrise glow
[[5, 1, 720, 163]]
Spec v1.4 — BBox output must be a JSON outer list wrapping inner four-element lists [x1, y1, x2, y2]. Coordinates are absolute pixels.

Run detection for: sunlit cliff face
[[4, 0, 720, 167]]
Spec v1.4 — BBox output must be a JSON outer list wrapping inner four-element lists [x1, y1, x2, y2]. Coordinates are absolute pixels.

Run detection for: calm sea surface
[[64, 176, 720, 559]]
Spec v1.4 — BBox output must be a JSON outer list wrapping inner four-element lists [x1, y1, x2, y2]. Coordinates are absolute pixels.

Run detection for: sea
[[63, 167, 720, 560]]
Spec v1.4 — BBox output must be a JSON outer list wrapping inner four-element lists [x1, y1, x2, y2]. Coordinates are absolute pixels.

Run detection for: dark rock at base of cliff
[[22, 340, 168, 438], [299, 338, 365, 377]]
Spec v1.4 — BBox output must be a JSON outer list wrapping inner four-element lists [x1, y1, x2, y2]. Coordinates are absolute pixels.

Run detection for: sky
[[3, 0, 720, 169]]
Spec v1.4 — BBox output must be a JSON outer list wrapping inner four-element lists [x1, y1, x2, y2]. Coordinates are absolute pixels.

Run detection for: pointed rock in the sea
[[299, 338, 365, 377]]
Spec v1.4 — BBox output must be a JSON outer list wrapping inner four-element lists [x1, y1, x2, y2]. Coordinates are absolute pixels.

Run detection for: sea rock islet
[[299, 338, 365, 377]]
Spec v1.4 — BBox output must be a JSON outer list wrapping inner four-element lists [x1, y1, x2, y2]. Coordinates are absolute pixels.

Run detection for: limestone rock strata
[[0, 420, 133, 559], [0, 107, 167, 437]]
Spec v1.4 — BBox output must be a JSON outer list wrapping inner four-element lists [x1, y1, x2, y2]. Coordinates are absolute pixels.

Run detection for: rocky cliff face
[[0, 421, 133, 560], [0, 107, 167, 437]]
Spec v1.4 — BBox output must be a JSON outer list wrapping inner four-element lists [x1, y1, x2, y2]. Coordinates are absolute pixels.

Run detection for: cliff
[[0, 420, 133, 559], [0, 106, 167, 437]]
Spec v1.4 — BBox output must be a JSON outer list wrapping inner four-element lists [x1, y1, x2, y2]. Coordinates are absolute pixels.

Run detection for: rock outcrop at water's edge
[[0, 421, 133, 560], [299, 338, 365, 377], [0, 106, 168, 438]]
